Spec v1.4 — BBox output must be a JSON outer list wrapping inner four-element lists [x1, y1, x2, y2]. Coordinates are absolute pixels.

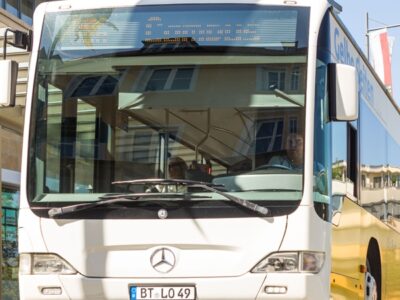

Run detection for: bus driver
[[267, 133, 304, 170]]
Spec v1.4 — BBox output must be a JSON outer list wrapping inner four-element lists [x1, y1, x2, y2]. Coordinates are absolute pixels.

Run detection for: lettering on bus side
[[333, 27, 374, 105]]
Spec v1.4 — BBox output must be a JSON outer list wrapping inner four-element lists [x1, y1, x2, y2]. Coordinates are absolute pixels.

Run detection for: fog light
[[265, 286, 287, 294], [41, 287, 62, 295]]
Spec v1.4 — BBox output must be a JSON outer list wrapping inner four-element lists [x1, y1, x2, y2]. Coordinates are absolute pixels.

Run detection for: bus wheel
[[365, 259, 378, 300]]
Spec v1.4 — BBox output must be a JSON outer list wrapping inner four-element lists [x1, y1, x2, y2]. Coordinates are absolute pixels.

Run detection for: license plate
[[130, 286, 196, 300]]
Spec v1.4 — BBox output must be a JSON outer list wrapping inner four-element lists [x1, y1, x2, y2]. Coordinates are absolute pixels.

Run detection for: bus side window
[[359, 101, 387, 220], [332, 122, 348, 197], [347, 123, 357, 197]]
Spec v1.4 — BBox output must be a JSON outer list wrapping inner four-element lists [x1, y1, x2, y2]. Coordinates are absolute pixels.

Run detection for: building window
[[290, 66, 300, 91], [141, 67, 196, 92], [146, 69, 171, 91], [68, 75, 120, 98], [5, 0, 19, 18], [362, 174, 366, 187], [263, 69, 286, 91], [373, 176, 382, 189], [1, 0, 54, 25], [289, 117, 298, 134], [21, 0, 33, 24], [170, 68, 195, 90], [1, 187, 20, 299], [255, 119, 284, 154]]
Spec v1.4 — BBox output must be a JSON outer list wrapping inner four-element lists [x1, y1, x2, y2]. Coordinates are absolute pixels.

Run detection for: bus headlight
[[251, 251, 325, 273], [20, 254, 77, 275]]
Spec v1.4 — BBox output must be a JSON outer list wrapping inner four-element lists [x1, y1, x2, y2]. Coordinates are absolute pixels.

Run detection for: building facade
[[1, 1, 50, 298]]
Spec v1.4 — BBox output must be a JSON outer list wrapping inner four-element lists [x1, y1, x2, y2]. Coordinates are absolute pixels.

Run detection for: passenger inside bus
[[169, 156, 214, 182], [145, 157, 188, 193], [168, 156, 188, 179], [187, 160, 213, 182]]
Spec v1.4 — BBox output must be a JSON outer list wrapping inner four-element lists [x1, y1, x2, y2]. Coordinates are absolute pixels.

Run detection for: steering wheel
[[255, 164, 292, 171]]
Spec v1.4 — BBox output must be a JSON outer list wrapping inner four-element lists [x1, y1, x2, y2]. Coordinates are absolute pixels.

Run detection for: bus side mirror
[[0, 60, 18, 107], [328, 63, 358, 121]]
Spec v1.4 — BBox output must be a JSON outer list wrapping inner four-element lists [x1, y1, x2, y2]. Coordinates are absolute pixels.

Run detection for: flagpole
[[369, 24, 400, 32], [366, 15, 400, 62], [366, 14, 400, 95], [367, 13, 370, 61]]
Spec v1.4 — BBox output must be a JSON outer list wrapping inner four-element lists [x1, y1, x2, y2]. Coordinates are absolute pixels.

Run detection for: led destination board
[[45, 5, 309, 56]]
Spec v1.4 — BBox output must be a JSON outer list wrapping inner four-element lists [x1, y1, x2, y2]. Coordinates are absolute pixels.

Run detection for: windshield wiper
[[47, 192, 207, 218], [112, 178, 222, 188], [48, 179, 269, 218], [48, 194, 142, 218], [113, 179, 269, 217]]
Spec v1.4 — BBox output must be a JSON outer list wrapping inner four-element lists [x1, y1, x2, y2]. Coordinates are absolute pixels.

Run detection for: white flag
[[369, 28, 394, 91]]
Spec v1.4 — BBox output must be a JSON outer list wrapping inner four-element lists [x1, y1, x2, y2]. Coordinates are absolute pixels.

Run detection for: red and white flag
[[369, 28, 394, 92]]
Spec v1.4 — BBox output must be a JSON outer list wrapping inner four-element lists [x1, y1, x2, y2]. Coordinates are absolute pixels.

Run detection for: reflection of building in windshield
[[141, 37, 200, 54], [332, 159, 400, 229], [39, 58, 307, 196], [360, 165, 400, 190], [258, 65, 305, 94], [332, 160, 347, 182], [128, 64, 306, 96], [119, 62, 306, 169], [34, 3, 310, 198], [359, 164, 400, 226]]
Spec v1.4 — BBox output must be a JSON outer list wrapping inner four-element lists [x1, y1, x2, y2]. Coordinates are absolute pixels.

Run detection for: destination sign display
[[44, 5, 308, 56]]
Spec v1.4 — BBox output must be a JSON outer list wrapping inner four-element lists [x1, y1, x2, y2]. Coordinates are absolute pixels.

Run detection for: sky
[[338, 0, 400, 105]]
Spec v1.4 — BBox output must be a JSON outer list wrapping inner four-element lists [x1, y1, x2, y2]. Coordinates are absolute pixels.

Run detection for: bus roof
[[40, 0, 331, 10]]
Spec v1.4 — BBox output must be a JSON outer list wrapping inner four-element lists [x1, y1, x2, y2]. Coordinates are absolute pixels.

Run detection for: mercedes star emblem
[[150, 248, 176, 273], [158, 208, 168, 219]]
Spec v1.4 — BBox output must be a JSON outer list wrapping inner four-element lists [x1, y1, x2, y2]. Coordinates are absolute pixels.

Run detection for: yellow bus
[[328, 10, 400, 299]]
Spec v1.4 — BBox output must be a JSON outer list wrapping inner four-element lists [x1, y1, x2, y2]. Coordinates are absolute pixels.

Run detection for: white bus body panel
[[19, 273, 325, 300], [39, 216, 287, 278], [19, 205, 331, 300], [40, 0, 327, 11]]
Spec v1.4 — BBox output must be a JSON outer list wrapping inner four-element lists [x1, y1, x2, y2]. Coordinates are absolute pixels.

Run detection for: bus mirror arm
[[3, 28, 32, 60], [0, 28, 32, 107]]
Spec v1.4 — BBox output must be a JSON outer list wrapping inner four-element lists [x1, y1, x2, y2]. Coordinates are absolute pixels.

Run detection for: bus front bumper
[[19, 272, 328, 300]]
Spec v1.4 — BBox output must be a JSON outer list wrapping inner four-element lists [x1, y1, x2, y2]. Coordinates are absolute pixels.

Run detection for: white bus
[[2, 0, 400, 299]]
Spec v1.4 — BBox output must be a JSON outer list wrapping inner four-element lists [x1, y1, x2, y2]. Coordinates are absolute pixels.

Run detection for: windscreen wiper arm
[[191, 183, 269, 217], [112, 178, 222, 188], [113, 179, 269, 217], [48, 195, 142, 218], [47, 192, 198, 218], [49, 179, 269, 218]]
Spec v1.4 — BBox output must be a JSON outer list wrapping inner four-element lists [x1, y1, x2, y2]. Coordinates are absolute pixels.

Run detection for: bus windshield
[[28, 4, 310, 217]]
